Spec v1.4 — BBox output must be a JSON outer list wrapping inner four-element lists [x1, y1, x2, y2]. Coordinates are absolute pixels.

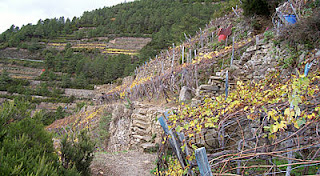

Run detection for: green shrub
[[0, 100, 83, 175], [263, 30, 274, 42], [98, 113, 112, 148], [281, 7, 320, 48], [60, 130, 95, 176], [0, 101, 57, 175]]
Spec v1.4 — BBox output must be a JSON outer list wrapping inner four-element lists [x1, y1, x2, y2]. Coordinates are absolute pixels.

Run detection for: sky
[[0, 0, 134, 34]]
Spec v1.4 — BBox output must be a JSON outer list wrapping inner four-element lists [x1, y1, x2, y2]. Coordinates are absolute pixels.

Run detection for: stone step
[[132, 135, 151, 142], [132, 119, 150, 129], [140, 143, 157, 152], [198, 85, 220, 91], [131, 126, 147, 135], [131, 113, 147, 121], [209, 76, 224, 80]]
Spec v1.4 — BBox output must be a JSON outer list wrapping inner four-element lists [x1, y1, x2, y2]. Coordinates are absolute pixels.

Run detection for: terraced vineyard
[[47, 37, 151, 56], [0, 63, 43, 80]]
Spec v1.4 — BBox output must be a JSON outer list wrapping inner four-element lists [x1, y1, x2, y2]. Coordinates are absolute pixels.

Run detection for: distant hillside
[[0, 0, 237, 87], [0, 0, 225, 58]]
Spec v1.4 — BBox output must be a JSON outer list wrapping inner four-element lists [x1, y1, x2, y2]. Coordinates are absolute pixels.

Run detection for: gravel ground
[[91, 150, 157, 176]]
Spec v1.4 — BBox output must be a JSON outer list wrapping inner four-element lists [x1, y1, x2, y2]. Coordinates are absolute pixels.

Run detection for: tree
[[74, 73, 88, 89], [0, 70, 12, 87], [61, 74, 72, 88], [45, 53, 55, 69]]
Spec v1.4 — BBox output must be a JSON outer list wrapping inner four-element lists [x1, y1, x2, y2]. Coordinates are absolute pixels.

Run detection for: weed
[[124, 96, 133, 109], [75, 102, 86, 112], [263, 30, 274, 43], [99, 113, 112, 140]]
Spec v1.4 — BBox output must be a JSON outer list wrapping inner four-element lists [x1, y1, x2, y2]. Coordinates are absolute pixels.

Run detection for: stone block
[[179, 86, 192, 102], [132, 119, 150, 129], [199, 85, 220, 91]]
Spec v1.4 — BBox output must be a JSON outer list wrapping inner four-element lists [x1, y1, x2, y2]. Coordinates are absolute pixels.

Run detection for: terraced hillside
[[48, 1, 320, 175], [47, 37, 151, 56], [2, 0, 319, 175]]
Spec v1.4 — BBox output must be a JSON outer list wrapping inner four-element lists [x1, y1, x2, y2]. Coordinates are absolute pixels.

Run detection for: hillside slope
[[45, 0, 320, 175]]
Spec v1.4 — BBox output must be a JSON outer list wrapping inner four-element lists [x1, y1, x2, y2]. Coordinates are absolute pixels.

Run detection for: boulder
[[316, 49, 320, 57], [179, 86, 192, 102]]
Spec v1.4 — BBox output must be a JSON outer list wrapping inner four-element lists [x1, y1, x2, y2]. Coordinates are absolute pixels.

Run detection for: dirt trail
[[91, 150, 157, 176]]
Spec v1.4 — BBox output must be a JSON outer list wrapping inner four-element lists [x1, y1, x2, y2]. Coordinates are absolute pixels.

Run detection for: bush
[[280, 7, 320, 48], [0, 101, 57, 175], [60, 130, 95, 176], [0, 100, 84, 175], [98, 113, 112, 148]]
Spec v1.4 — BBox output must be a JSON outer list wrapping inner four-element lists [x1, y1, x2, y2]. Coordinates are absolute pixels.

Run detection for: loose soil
[[91, 150, 157, 176]]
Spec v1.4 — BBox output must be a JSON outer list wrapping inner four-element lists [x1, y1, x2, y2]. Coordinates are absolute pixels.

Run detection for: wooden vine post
[[189, 49, 192, 63], [172, 43, 175, 68], [230, 36, 235, 65], [182, 45, 185, 64], [225, 70, 229, 99], [195, 147, 213, 176], [200, 28, 204, 48], [195, 65, 199, 89], [158, 113, 186, 169], [286, 63, 313, 176]]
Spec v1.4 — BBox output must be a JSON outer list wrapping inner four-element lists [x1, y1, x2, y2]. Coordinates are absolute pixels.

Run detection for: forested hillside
[[0, 0, 224, 57], [0, 0, 234, 87]]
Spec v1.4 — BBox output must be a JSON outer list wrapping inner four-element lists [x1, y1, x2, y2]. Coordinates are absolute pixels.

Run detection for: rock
[[261, 43, 272, 49], [216, 72, 222, 77], [208, 76, 224, 85], [229, 64, 239, 71], [246, 45, 257, 52], [141, 143, 157, 152], [131, 113, 146, 121], [299, 52, 306, 63], [203, 128, 219, 150], [256, 49, 268, 55], [240, 52, 253, 62], [246, 74, 253, 79], [199, 85, 220, 91], [132, 119, 149, 129], [106, 103, 164, 152], [233, 60, 241, 65], [196, 85, 221, 97], [132, 126, 147, 135], [191, 98, 202, 107], [132, 135, 151, 142], [315, 49, 320, 57], [179, 86, 192, 102], [137, 109, 148, 115], [209, 76, 224, 80], [195, 89, 202, 97]]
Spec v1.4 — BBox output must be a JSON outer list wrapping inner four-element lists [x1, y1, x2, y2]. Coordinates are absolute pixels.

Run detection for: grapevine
[[164, 62, 320, 175]]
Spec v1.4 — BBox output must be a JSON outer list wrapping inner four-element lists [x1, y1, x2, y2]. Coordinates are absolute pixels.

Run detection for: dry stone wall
[[0, 48, 41, 60], [107, 102, 167, 152], [64, 88, 95, 99]]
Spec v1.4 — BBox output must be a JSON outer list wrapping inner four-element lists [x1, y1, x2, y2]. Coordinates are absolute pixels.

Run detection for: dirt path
[[91, 150, 157, 176]]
